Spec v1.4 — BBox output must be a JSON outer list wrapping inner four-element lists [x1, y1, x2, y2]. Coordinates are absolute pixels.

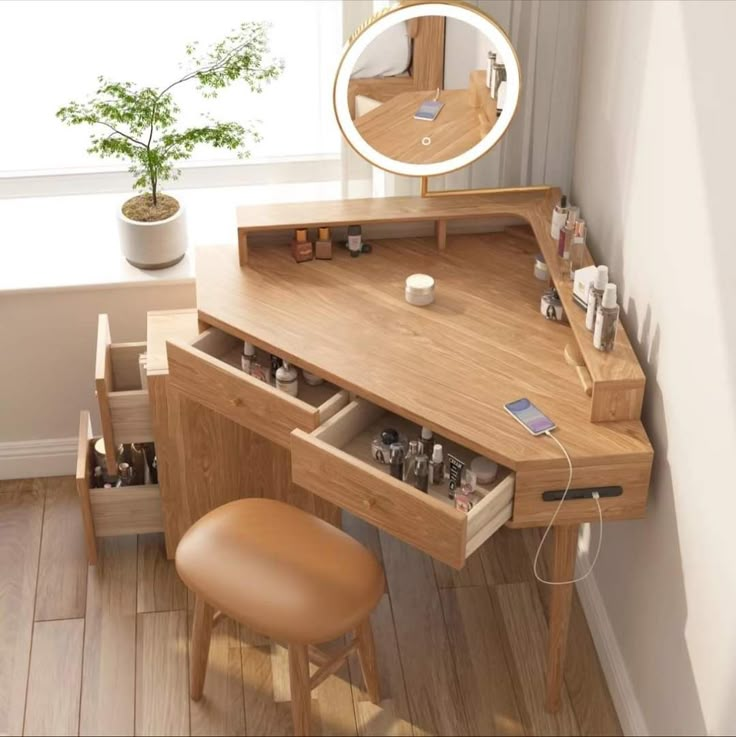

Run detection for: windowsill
[[0, 181, 343, 294]]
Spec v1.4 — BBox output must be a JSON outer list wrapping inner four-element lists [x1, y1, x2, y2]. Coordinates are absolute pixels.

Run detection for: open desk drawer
[[291, 399, 514, 569], [166, 327, 349, 448]]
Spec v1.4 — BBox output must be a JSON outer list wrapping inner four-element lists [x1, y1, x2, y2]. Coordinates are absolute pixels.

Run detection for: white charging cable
[[533, 430, 604, 586]]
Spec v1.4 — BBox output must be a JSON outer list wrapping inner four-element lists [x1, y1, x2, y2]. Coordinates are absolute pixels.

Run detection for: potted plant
[[57, 23, 282, 269]]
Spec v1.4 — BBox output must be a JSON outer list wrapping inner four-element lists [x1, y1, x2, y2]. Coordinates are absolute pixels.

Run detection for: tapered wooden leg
[[545, 524, 578, 712], [190, 596, 214, 701], [288, 643, 312, 736], [355, 617, 380, 704]]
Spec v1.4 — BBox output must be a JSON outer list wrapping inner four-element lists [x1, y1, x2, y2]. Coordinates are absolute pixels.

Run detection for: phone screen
[[504, 398, 556, 435], [414, 100, 444, 121]]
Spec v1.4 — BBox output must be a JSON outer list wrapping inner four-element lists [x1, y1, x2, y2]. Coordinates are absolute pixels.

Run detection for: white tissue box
[[572, 265, 598, 309]]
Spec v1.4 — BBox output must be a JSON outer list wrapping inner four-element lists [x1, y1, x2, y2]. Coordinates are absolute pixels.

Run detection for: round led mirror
[[334, 1, 521, 177]]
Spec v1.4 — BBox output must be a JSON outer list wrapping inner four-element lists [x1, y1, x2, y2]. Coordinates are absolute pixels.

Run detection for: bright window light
[[0, 0, 342, 177]]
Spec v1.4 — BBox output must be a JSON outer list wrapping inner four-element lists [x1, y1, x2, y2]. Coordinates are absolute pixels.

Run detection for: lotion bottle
[[241, 341, 256, 373], [550, 195, 568, 240], [593, 283, 619, 351], [275, 361, 298, 397], [430, 443, 444, 485], [585, 265, 609, 331]]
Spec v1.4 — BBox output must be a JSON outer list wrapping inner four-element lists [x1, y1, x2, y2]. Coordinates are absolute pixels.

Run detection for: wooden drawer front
[[291, 399, 514, 570], [166, 328, 347, 449], [89, 485, 163, 537], [510, 461, 651, 528]]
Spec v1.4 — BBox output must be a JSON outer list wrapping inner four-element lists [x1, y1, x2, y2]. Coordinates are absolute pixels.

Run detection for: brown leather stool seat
[[176, 498, 385, 736], [176, 498, 384, 643]]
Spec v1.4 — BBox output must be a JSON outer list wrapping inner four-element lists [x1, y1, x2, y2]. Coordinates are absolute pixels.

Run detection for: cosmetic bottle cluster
[[371, 425, 498, 514], [545, 194, 619, 352], [241, 341, 324, 398], [290, 224, 372, 263]]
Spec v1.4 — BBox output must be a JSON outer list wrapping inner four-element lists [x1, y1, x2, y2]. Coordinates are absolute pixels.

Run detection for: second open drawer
[[166, 327, 349, 448], [291, 399, 515, 569]]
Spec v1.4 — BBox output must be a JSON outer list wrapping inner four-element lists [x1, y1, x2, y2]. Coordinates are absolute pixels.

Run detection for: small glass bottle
[[241, 341, 256, 373], [568, 218, 587, 279], [117, 462, 134, 487], [389, 443, 405, 481], [593, 283, 619, 352], [550, 194, 568, 240], [558, 213, 576, 263], [315, 227, 333, 260], [585, 265, 609, 331], [420, 426, 433, 450], [291, 228, 313, 263], [404, 440, 420, 481], [413, 455, 429, 493], [430, 443, 444, 485], [347, 225, 362, 257], [455, 469, 477, 513], [275, 361, 298, 397]]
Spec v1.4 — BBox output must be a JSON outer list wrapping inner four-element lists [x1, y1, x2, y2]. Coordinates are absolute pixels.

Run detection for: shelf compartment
[[166, 327, 350, 449], [76, 410, 163, 565], [291, 398, 514, 569]]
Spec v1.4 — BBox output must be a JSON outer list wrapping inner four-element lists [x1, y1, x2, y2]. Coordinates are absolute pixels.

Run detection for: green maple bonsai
[[57, 23, 283, 221]]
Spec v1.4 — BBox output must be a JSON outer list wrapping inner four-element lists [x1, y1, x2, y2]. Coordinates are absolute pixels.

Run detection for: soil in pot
[[122, 193, 180, 222]]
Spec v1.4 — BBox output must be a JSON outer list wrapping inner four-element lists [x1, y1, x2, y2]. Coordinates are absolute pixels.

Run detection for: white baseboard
[[576, 553, 649, 736], [0, 437, 77, 480]]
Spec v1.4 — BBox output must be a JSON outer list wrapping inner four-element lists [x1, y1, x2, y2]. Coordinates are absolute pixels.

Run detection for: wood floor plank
[[23, 619, 84, 736], [440, 587, 524, 736], [433, 551, 486, 588], [80, 536, 137, 737], [189, 616, 246, 736], [242, 644, 300, 737], [0, 483, 44, 737], [482, 527, 536, 585], [137, 532, 188, 613], [35, 477, 88, 621], [493, 583, 579, 736], [348, 593, 413, 737], [135, 610, 189, 736], [379, 531, 469, 736]]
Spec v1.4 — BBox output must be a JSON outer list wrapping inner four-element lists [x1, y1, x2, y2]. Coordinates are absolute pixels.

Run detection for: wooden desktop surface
[[354, 90, 490, 164], [195, 235, 651, 472]]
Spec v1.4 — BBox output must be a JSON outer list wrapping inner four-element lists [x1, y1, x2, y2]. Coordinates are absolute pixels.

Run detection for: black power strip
[[542, 486, 622, 502]]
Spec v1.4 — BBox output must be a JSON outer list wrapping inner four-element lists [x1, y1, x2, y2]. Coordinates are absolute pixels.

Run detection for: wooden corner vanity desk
[[119, 187, 652, 714]]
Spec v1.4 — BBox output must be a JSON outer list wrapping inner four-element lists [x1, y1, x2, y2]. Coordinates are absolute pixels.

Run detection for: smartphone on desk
[[414, 99, 444, 121], [504, 398, 556, 436]]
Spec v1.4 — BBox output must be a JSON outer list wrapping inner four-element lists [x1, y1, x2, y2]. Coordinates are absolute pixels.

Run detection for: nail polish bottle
[[347, 225, 362, 258], [593, 283, 619, 352], [585, 265, 609, 332], [550, 194, 568, 240], [315, 227, 333, 260], [291, 228, 313, 263], [568, 218, 587, 279], [430, 443, 444, 485]]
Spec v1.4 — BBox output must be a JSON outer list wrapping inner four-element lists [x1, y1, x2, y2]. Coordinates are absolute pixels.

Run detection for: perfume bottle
[[389, 443, 405, 481], [550, 194, 568, 240], [404, 440, 420, 481], [413, 454, 429, 493], [585, 265, 609, 331], [430, 443, 444, 485], [558, 211, 576, 262], [315, 227, 333, 260], [568, 219, 587, 279], [594, 283, 619, 352], [291, 228, 313, 263]]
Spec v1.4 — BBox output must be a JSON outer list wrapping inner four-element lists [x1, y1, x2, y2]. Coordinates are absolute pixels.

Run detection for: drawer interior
[[193, 327, 344, 411]]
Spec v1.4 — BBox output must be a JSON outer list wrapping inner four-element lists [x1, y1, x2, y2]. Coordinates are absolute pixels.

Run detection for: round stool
[[176, 498, 385, 736]]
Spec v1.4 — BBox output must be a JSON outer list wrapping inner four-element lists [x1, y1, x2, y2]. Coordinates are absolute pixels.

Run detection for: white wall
[[571, 1, 736, 734]]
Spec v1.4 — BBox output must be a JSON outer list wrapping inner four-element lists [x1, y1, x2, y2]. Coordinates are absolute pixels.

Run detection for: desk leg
[[545, 523, 578, 712]]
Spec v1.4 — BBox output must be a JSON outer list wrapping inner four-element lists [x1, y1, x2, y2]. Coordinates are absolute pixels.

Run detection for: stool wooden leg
[[190, 596, 214, 701], [288, 643, 312, 736], [355, 617, 380, 704]]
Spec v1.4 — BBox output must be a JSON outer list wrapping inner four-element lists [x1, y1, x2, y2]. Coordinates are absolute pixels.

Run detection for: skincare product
[[405, 273, 435, 306], [430, 443, 444, 485], [573, 264, 598, 308], [447, 454, 465, 499], [249, 358, 271, 385], [241, 341, 256, 373], [568, 219, 587, 278], [594, 283, 619, 352], [389, 443, 405, 481], [372, 428, 405, 464], [413, 454, 429, 493], [585, 265, 609, 331], [550, 195, 568, 239], [455, 469, 477, 512], [558, 213, 576, 262], [117, 462, 134, 487], [404, 440, 420, 480], [291, 228, 313, 263], [347, 225, 362, 257], [534, 255, 550, 284], [315, 227, 333, 260], [275, 361, 298, 397], [541, 288, 564, 321], [470, 456, 497, 485], [271, 355, 282, 382], [486, 51, 496, 89], [302, 369, 324, 386], [420, 426, 433, 449]]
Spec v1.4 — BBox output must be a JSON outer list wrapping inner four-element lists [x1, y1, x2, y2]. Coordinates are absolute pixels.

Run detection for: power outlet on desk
[[541, 486, 622, 502]]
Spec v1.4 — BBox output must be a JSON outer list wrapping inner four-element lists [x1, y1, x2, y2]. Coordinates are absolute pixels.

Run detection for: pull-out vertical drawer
[[166, 327, 349, 448], [291, 399, 514, 569]]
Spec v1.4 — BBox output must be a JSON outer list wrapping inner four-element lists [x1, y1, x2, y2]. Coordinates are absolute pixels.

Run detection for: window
[[0, 0, 342, 194]]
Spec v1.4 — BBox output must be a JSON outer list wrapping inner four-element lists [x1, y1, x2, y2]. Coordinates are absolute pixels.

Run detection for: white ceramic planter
[[118, 203, 188, 269]]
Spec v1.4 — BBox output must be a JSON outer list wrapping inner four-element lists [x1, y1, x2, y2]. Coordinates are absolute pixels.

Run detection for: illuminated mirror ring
[[333, 1, 521, 178]]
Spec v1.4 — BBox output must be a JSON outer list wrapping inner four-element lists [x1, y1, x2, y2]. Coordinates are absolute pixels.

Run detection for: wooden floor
[[0, 477, 621, 737]]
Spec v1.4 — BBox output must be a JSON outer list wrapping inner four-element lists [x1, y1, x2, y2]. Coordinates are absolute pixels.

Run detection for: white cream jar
[[405, 273, 435, 306]]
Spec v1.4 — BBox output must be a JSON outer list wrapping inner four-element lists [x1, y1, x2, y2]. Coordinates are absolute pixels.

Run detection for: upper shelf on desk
[[194, 233, 652, 471]]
